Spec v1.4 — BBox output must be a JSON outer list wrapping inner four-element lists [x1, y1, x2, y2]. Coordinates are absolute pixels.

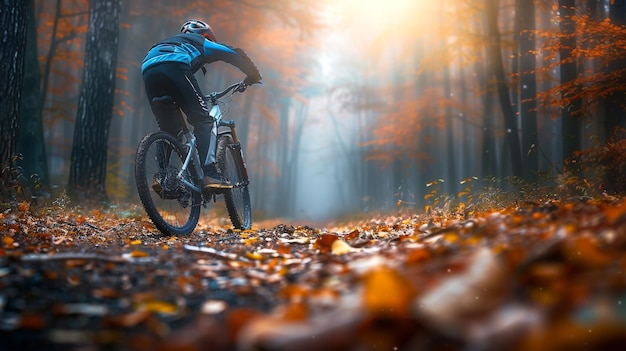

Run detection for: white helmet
[[180, 19, 217, 42]]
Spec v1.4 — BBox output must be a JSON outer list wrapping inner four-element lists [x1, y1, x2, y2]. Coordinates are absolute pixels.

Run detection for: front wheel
[[135, 131, 201, 235], [216, 134, 252, 229]]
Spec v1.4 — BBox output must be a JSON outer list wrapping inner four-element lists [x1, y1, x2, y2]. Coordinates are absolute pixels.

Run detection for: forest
[[2, 0, 626, 350], [0, 0, 625, 219]]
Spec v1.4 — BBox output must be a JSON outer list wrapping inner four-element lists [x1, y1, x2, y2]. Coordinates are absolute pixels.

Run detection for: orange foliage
[[37, 0, 89, 98], [364, 87, 468, 165], [334, 0, 486, 167], [575, 128, 626, 193], [535, 15, 626, 115]]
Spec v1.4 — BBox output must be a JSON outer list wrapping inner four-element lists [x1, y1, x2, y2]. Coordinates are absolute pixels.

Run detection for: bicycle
[[135, 81, 253, 235]]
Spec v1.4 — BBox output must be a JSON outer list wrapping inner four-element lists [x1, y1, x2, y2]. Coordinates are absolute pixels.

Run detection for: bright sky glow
[[298, 0, 455, 220], [332, 0, 415, 27], [320, 0, 448, 77], [325, 0, 439, 41]]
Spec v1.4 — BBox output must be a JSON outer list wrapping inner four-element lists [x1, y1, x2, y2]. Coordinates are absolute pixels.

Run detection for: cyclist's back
[[142, 33, 256, 75]]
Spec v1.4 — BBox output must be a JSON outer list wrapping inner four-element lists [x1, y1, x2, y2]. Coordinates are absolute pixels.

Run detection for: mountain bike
[[135, 81, 253, 235]]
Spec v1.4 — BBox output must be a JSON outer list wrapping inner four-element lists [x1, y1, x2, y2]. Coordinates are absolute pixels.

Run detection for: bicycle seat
[[219, 119, 235, 127], [152, 95, 176, 106]]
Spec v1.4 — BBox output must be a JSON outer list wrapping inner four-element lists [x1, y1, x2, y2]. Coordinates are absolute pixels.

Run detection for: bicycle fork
[[219, 120, 249, 187]]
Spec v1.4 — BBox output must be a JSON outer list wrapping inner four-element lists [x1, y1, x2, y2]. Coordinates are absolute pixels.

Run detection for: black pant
[[143, 62, 215, 170]]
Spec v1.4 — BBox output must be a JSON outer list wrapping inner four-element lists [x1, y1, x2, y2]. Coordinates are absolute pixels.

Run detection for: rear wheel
[[135, 131, 201, 235], [216, 134, 252, 229]]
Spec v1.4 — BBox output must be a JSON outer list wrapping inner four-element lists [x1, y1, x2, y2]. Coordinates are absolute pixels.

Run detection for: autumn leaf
[[245, 251, 264, 260], [137, 300, 177, 315], [602, 197, 626, 224], [279, 284, 310, 301], [18, 313, 46, 329], [130, 250, 149, 258], [405, 247, 431, 264], [18, 201, 30, 212], [105, 311, 150, 328], [92, 209, 103, 220], [278, 302, 309, 322], [331, 239, 355, 255], [3, 236, 15, 246], [361, 266, 415, 317], [92, 287, 122, 299], [276, 244, 291, 255], [313, 234, 338, 254], [415, 248, 509, 328], [564, 235, 613, 268], [226, 308, 262, 343]]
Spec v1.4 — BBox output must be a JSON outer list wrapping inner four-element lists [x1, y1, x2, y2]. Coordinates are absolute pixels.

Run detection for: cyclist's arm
[[202, 40, 262, 84]]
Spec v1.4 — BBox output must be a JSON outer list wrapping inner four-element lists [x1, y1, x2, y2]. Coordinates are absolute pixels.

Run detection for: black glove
[[233, 47, 262, 85], [244, 72, 262, 86]]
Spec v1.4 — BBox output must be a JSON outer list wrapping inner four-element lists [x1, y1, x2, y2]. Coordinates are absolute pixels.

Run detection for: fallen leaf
[[130, 250, 149, 258], [331, 239, 355, 255], [314, 234, 338, 253], [137, 300, 177, 315], [415, 247, 510, 334], [362, 266, 415, 317], [3, 236, 14, 246], [18, 201, 30, 212]]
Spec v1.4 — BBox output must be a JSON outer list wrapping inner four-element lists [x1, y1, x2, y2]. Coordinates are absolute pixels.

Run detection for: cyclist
[[142, 19, 262, 190]]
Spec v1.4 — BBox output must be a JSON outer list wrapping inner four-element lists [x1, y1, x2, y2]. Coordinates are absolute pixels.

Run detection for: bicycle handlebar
[[205, 81, 248, 104]]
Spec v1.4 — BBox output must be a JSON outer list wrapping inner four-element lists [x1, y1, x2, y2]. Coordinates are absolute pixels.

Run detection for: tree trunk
[[474, 18, 497, 179], [517, 0, 538, 182], [559, 0, 581, 164], [273, 97, 290, 216], [0, 1, 29, 196], [443, 65, 457, 194], [605, 1, 626, 139], [68, 0, 121, 202], [485, 0, 523, 178], [39, 0, 62, 111], [289, 103, 307, 214], [18, 0, 49, 188]]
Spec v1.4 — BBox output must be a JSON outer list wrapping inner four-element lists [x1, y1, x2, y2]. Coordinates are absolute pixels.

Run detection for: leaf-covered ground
[[2, 197, 626, 351]]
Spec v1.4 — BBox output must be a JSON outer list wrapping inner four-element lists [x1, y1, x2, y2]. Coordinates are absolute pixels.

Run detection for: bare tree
[[0, 1, 30, 196], [517, 0, 538, 181], [68, 0, 121, 201], [485, 0, 523, 177], [559, 0, 581, 163], [19, 0, 49, 188]]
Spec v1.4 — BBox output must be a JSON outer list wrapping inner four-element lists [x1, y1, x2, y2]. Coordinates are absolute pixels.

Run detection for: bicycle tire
[[135, 131, 201, 235], [216, 134, 252, 229]]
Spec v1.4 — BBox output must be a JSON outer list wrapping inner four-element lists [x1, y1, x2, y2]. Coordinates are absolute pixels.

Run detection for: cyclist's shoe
[[203, 176, 233, 190], [152, 179, 163, 195]]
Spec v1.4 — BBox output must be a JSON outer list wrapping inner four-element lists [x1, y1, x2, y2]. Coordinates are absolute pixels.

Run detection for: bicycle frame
[[178, 132, 203, 194]]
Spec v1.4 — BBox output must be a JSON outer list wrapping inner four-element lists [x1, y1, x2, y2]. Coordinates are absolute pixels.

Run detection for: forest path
[[2, 197, 626, 350]]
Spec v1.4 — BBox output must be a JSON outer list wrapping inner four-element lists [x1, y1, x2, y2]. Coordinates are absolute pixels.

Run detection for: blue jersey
[[142, 33, 256, 77]]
